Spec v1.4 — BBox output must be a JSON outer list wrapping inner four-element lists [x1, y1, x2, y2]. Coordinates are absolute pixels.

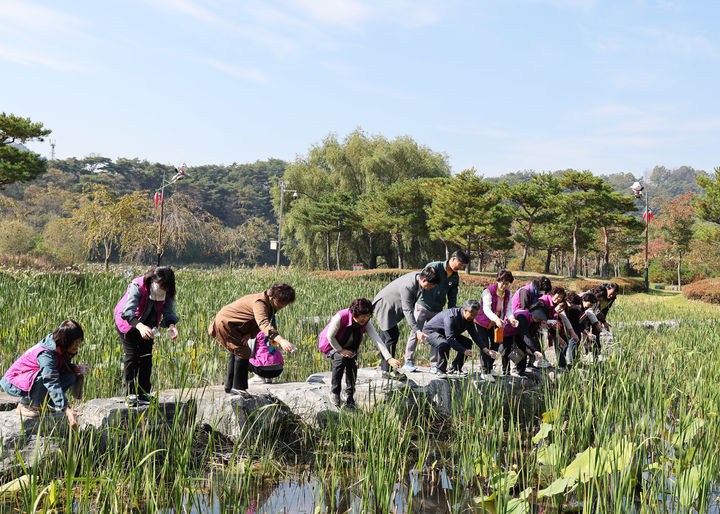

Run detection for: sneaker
[[248, 374, 265, 384], [17, 404, 40, 418], [345, 396, 357, 409], [264, 377, 274, 384], [125, 394, 138, 407], [137, 395, 151, 406], [490, 369, 500, 377], [429, 366, 438, 374], [480, 373, 496, 383], [435, 372, 449, 379], [229, 388, 251, 398], [534, 359, 552, 369], [446, 366, 457, 374], [457, 369, 469, 378], [403, 361, 417, 373], [329, 393, 342, 407], [510, 370, 527, 379]]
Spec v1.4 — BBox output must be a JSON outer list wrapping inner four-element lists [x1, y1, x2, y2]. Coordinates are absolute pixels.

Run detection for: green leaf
[[676, 465, 701, 507], [672, 418, 705, 448], [542, 408, 558, 423], [518, 487, 533, 500], [532, 423, 553, 444], [537, 477, 577, 499], [473, 492, 496, 503], [506, 498, 530, 514], [490, 470, 519, 494], [0, 475, 31, 497], [563, 447, 606, 483], [537, 443, 561, 467]]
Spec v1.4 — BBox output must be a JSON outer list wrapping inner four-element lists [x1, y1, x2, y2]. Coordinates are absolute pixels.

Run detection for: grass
[[1, 267, 719, 512]]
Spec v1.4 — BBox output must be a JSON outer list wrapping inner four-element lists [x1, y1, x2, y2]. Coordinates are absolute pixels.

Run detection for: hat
[[529, 307, 547, 321]]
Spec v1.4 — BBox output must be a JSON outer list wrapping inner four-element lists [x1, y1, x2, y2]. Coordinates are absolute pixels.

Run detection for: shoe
[[17, 404, 40, 418], [534, 359, 551, 369], [125, 394, 138, 407], [447, 366, 457, 374], [137, 394, 151, 406], [457, 369, 469, 378], [229, 388, 251, 398], [403, 361, 417, 373], [248, 374, 264, 384], [345, 396, 357, 409], [381, 371, 392, 379], [329, 393, 342, 407], [435, 372, 448, 379], [480, 373, 496, 383], [429, 366, 438, 374], [490, 369, 500, 377], [510, 371, 527, 379], [264, 377, 274, 384]]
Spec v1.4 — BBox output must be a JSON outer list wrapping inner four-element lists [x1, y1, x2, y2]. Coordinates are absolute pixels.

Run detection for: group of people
[[1, 256, 619, 421]]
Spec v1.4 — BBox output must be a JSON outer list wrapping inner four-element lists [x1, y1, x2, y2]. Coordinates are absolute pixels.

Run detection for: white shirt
[[325, 313, 393, 361], [481, 288, 514, 324]]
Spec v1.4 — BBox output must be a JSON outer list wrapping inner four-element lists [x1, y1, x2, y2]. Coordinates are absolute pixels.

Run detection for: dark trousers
[[424, 333, 469, 373], [249, 364, 283, 379], [477, 325, 500, 373], [121, 328, 154, 397], [226, 353, 249, 391], [379, 325, 399, 372], [329, 351, 357, 399], [501, 334, 528, 375]]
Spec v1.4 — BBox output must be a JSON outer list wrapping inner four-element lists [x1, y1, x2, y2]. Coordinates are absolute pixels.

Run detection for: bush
[[570, 277, 645, 294], [0, 219, 37, 254], [683, 278, 720, 304]]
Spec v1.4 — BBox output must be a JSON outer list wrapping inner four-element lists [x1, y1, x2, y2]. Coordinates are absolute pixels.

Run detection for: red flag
[[642, 208, 653, 222], [154, 192, 162, 206]]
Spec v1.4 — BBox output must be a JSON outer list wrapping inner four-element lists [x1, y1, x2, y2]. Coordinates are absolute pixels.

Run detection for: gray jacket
[[372, 271, 424, 332]]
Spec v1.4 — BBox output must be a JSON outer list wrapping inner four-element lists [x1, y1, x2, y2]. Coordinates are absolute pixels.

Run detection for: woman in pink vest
[[1, 320, 88, 428], [114, 267, 179, 407], [474, 269, 518, 381], [319, 298, 399, 409]]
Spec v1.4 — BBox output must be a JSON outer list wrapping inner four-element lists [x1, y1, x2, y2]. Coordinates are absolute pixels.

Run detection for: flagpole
[[644, 191, 649, 293]]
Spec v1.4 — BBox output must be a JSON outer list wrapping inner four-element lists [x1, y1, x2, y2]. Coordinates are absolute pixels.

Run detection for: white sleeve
[[326, 313, 344, 352], [482, 289, 501, 324], [365, 320, 393, 361], [559, 311, 573, 333], [585, 309, 598, 325], [503, 296, 514, 320]]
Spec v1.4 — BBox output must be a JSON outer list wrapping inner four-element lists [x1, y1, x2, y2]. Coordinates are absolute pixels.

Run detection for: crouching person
[[1, 320, 88, 429], [501, 306, 547, 378], [319, 298, 400, 409], [421, 299, 496, 379], [248, 331, 285, 384]]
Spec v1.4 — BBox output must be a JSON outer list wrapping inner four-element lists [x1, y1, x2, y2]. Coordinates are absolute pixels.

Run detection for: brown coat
[[208, 290, 278, 358]]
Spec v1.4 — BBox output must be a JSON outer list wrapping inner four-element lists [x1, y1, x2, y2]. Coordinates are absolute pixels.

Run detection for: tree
[[0, 219, 36, 255], [0, 113, 51, 187], [695, 167, 720, 225], [216, 217, 274, 267], [657, 193, 696, 289], [506, 173, 560, 271], [593, 191, 642, 278], [426, 170, 512, 273], [68, 184, 150, 270]]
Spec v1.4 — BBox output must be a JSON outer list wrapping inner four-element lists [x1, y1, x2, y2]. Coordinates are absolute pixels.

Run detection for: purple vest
[[475, 283, 511, 328], [318, 309, 368, 355], [538, 294, 558, 319], [250, 331, 285, 368], [503, 309, 531, 337], [3, 342, 67, 392], [114, 277, 165, 334], [511, 283, 538, 314]]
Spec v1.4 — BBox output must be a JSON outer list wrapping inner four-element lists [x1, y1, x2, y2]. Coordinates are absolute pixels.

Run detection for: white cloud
[[202, 58, 270, 84], [144, 0, 222, 23], [0, 44, 88, 72], [525, 0, 597, 11], [286, 0, 444, 29], [0, 0, 85, 32], [287, 0, 371, 27]]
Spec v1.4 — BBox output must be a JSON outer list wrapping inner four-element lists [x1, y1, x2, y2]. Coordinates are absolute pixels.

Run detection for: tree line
[[1, 113, 718, 284]]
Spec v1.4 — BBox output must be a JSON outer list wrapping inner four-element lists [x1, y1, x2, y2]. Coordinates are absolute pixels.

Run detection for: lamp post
[[631, 180, 649, 293], [155, 164, 187, 266], [275, 180, 297, 275]]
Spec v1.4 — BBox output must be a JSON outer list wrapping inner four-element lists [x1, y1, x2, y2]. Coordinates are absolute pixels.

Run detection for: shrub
[[0, 219, 37, 254], [683, 278, 720, 304]]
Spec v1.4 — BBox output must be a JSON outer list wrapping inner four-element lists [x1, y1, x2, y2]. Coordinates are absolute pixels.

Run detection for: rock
[[0, 393, 19, 412]]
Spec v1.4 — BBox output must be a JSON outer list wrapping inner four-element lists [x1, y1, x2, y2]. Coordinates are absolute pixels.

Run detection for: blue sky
[[1, 0, 718, 177]]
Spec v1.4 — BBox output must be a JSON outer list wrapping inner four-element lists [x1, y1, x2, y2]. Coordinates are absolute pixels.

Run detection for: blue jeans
[[1, 372, 76, 408]]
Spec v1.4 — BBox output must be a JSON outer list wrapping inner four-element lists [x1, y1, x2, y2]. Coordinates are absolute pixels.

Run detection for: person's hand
[[76, 364, 90, 376], [509, 318, 519, 328], [339, 349, 354, 358], [417, 331, 427, 343], [534, 351, 544, 360], [494, 319, 505, 328], [136, 322, 154, 340], [559, 338, 567, 349], [486, 349, 499, 359], [65, 407, 80, 429], [388, 358, 401, 369], [279, 339, 294, 353], [167, 325, 179, 340], [464, 349, 473, 357], [604, 322, 612, 330], [569, 330, 578, 342]]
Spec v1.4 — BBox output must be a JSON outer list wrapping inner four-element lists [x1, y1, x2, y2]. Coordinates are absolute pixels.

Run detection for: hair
[[450, 250, 470, 264], [463, 299, 481, 312], [53, 319, 84, 351], [269, 282, 296, 304], [582, 292, 598, 304], [349, 298, 374, 317], [549, 286, 566, 300], [604, 282, 620, 292], [532, 276, 552, 294], [496, 269, 514, 283], [528, 301, 548, 318], [565, 291, 582, 306], [589, 286, 607, 300], [143, 267, 176, 299], [419, 266, 440, 284]]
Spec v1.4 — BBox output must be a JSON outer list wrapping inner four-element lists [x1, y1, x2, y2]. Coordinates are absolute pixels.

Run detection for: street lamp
[[155, 163, 187, 266], [275, 180, 298, 274], [630, 180, 649, 293]]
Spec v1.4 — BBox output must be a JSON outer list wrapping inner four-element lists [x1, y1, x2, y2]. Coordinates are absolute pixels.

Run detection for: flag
[[154, 192, 162, 206], [642, 207, 654, 222]]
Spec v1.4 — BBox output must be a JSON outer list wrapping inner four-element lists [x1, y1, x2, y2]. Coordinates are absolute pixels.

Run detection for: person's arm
[[447, 275, 458, 309], [365, 320, 398, 367], [161, 297, 180, 339], [253, 298, 294, 353], [37, 351, 79, 427], [325, 313, 345, 353], [558, 311, 577, 340], [503, 296, 517, 325], [443, 314, 468, 352], [400, 280, 421, 333], [121, 282, 143, 328]]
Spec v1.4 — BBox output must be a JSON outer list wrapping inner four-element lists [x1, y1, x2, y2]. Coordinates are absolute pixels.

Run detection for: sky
[[1, 0, 719, 177]]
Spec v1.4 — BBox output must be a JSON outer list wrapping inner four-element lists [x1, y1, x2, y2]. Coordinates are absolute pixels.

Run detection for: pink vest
[[3, 341, 67, 392], [503, 309, 531, 337], [538, 294, 558, 319], [250, 331, 284, 368], [511, 283, 537, 314], [475, 283, 511, 328], [114, 277, 165, 334], [318, 309, 368, 355]]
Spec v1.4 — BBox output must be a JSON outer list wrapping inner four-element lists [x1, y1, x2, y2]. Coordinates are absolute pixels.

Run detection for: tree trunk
[[544, 247, 552, 274], [394, 233, 404, 269], [368, 232, 376, 269], [520, 222, 533, 271], [335, 230, 341, 271], [571, 219, 579, 277], [601, 227, 610, 278], [465, 241, 472, 275], [325, 233, 331, 271], [443, 239, 450, 261], [104, 241, 112, 272], [677, 252, 682, 290]]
